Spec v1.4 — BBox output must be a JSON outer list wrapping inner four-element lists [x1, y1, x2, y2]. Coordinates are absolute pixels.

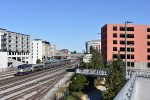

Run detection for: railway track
[[27, 73, 65, 100], [0, 72, 66, 100], [0, 62, 77, 100], [0, 63, 74, 86], [0, 65, 69, 91], [0, 71, 16, 81], [10, 73, 66, 100]]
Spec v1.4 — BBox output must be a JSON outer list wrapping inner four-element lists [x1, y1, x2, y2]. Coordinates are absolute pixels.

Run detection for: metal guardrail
[[135, 71, 150, 77], [114, 73, 137, 100], [114, 71, 150, 100], [76, 68, 108, 76]]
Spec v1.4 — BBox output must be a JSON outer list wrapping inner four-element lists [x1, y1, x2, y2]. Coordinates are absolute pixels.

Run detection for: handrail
[[114, 73, 137, 100], [76, 68, 108, 76]]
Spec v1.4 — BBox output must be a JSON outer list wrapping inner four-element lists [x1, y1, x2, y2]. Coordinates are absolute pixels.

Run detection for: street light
[[125, 21, 133, 80], [97, 33, 101, 54], [129, 44, 133, 79]]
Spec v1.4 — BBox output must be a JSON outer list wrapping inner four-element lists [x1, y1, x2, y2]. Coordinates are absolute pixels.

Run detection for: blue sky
[[0, 0, 150, 52]]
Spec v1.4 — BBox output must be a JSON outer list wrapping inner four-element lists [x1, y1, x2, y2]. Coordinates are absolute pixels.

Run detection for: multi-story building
[[61, 49, 69, 54], [50, 44, 56, 56], [42, 41, 51, 59], [85, 40, 101, 54], [101, 24, 150, 70], [30, 39, 43, 64], [83, 54, 92, 63], [0, 28, 30, 68], [30, 39, 55, 64]]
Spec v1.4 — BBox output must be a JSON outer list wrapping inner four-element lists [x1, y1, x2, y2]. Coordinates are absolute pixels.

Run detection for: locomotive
[[15, 59, 70, 76]]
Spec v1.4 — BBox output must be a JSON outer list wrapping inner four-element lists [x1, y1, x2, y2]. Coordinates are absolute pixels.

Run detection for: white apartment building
[[85, 40, 101, 54], [0, 28, 30, 68], [83, 54, 92, 63], [50, 44, 56, 56], [30, 39, 56, 64], [30, 39, 43, 64]]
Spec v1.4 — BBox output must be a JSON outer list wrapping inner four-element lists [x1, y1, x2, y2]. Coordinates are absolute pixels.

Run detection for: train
[[14, 59, 70, 76]]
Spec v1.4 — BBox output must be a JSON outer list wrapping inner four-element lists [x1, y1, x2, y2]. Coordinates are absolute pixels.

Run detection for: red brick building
[[101, 24, 150, 70]]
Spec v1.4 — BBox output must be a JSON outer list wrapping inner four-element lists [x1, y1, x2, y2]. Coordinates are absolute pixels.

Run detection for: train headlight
[[20, 69, 23, 72]]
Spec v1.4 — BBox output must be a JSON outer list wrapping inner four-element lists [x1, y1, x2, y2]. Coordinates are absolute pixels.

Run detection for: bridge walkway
[[133, 77, 150, 100]]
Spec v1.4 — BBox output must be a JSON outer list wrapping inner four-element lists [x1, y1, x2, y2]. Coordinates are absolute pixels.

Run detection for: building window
[[131, 55, 134, 59], [120, 27, 125, 31], [147, 42, 150, 46], [147, 28, 150, 32], [120, 41, 125, 44], [127, 41, 134, 45], [127, 55, 134, 59], [120, 34, 125, 38], [127, 34, 134, 38], [127, 27, 134, 31], [120, 47, 125, 51], [127, 55, 130, 59], [147, 35, 150, 39], [127, 48, 134, 52], [147, 55, 150, 60], [120, 54, 125, 59], [113, 26, 117, 31], [113, 40, 117, 44], [113, 54, 117, 58], [127, 62, 134, 67], [113, 33, 117, 37], [147, 48, 150, 52], [131, 62, 134, 67], [113, 47, 117, 51], [127, 62, 130, 66], [148, 62, 150, 67]]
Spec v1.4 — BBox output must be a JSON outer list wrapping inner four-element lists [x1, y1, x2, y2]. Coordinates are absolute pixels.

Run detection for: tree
[[89, 49, 104, 69], [69, 74, 87, 92], [73, 51, 77, 54], [36, 59, 41, 64], [103, 56, 126, 100]]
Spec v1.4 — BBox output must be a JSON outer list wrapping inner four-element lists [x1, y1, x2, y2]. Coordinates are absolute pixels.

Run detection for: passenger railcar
[[31, 64, 44, 71], [15, 59, 70, 76]]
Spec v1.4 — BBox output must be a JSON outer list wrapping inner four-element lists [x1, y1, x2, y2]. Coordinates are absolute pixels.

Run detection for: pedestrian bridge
[[114, 70, 150, 100], [76, 68, 108, 77]]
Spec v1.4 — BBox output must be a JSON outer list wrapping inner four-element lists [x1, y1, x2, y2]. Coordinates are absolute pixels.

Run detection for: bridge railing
[[76, 68, 108, 76], [135, 70, 150, 77], [114, 72, 137, 100]]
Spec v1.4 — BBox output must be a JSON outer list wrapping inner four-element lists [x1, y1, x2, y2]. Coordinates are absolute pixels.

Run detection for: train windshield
[[18, 64, 27, 69]]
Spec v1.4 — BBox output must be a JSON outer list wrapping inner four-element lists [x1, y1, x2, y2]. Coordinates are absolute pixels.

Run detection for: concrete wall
[[134, 62, 147, 69], [0, 52, 8, 68]]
